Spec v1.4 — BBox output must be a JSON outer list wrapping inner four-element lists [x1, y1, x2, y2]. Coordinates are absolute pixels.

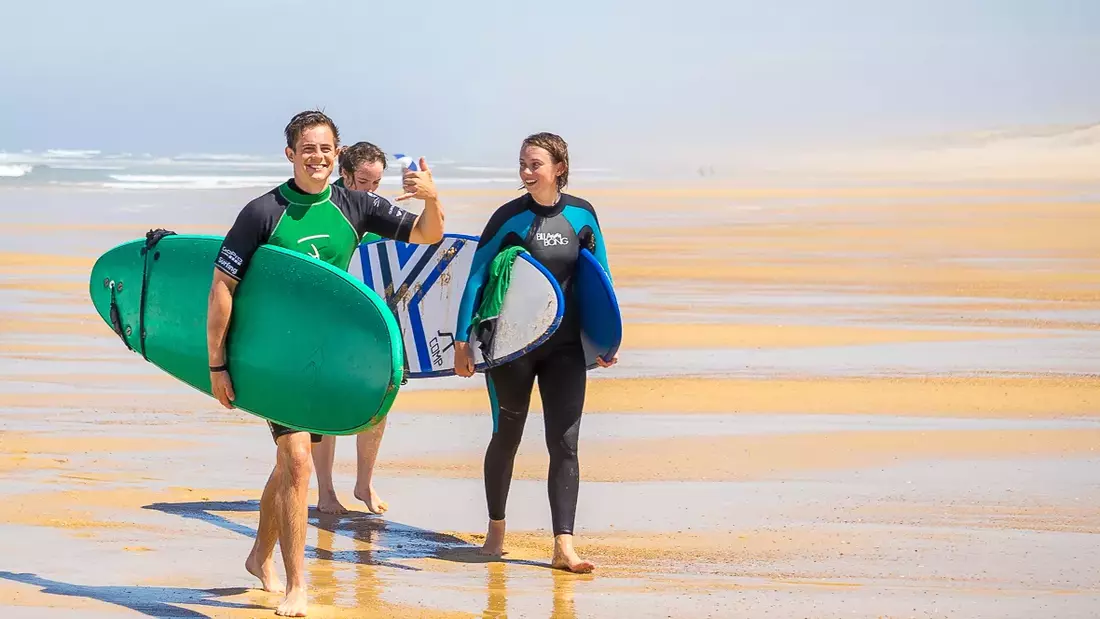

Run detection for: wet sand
[[1, 180, 1099, 617]]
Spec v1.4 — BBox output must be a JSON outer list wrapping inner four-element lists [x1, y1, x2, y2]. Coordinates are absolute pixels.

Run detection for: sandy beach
[[2, 175, 1099, 618]]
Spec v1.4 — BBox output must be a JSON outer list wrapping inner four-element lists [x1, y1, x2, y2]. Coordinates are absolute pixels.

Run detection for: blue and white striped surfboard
[[348, 233, 563, 378]]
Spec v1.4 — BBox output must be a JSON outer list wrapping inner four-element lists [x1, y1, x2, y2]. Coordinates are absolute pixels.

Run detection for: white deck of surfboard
[[349, 234, 561, 377]]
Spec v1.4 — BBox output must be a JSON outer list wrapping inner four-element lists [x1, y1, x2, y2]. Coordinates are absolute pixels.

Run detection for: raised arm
[[395, 157, 445, 245]]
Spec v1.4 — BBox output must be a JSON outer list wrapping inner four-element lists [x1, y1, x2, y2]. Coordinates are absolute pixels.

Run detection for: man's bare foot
[[275, 587, 308, 617], [353, 483, 388, 515], [316, 492, 347, 515], [478, 519, 506, 556], [245, 553, 285, 594], [552, 535, 595, 574]]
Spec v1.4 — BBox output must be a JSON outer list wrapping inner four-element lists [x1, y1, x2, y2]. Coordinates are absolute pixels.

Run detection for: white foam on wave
[[172, 153, 271, 161], [104, 174, 289, 190], [109, 174, 287, 183], [455, 165, 515, 173], [431, 177, 520, 185], [0, 164, 33, 177], [44, 149, 101, 159], [452, 165, 614, 174], [49, 163, 128, 171], [100, 173, 530, 191]]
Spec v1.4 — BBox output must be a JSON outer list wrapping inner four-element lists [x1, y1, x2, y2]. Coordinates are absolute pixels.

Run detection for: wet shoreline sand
[[1, 181, 1098, 616]]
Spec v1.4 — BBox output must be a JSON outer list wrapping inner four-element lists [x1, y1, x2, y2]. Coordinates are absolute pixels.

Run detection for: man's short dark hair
[[284, 110, 340, 150], [339, 141, 388, 177]]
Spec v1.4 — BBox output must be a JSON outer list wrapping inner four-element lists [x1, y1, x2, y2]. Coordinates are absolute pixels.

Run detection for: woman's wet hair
[[339, 141, 388, 178], [522, 132, 570, 190], [284, 109, 340, 150]]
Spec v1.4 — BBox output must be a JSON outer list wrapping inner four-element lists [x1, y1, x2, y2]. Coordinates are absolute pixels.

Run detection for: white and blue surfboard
[[575, 248, 622, 369], [349, 234, 564, 378]]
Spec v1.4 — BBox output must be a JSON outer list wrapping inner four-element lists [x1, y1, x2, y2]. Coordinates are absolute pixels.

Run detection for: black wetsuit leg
[[483, 329, 587, 535], [483, 354, 537, 523], [536, 340, 586, 536]]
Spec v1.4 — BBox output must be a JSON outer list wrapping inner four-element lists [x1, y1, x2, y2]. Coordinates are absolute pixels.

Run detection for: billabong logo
[[536, 232, 569, 247]]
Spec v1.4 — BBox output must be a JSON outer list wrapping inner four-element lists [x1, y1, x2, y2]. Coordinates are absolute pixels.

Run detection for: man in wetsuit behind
[[206, 110, 443, 616], [452, 131, 618, 574], [311, 140, 392, 516]]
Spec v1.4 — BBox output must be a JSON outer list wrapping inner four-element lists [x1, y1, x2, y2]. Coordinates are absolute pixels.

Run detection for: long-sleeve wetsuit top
[[455, 192, 610, 343], [215, 179, 416, 280]]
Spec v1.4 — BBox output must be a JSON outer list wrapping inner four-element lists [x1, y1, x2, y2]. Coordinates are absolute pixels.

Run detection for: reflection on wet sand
[[478, 563, 581, 619]]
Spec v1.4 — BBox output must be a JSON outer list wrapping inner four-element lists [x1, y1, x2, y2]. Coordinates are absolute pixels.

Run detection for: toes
[[574, 561, 595, 574]]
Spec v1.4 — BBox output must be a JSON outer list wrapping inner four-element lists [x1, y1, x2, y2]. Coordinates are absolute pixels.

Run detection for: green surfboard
[[88, 232, 404, 435]]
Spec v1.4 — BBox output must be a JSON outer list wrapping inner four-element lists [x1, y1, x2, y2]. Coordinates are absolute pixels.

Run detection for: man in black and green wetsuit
[[206, 110, 444, 617], [312, 140, 392, 517]]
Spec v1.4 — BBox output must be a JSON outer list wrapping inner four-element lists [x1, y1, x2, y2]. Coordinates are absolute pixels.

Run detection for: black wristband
[[210, 364, 228, 372]]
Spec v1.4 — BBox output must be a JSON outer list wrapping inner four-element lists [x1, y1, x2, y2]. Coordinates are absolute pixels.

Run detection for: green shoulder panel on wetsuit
[[269, 182, 360, 271]]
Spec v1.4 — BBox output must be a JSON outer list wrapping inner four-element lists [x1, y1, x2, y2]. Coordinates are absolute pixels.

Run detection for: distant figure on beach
[[451, 131, 618, 573], [311, 140, 392, 516], [205, 110, 444, 616]]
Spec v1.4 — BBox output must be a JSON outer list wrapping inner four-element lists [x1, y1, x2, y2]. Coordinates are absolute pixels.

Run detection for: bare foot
[[276, 586, 308, 617], [245, 553, 285, 594], [353, 483, 388, 515], [316, 492, 347, 515], [478, 519, 506, 556], [552, 535, 595, 574]]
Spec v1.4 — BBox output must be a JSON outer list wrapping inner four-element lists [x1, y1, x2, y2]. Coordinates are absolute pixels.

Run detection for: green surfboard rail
[[88, 233, 405, 435]]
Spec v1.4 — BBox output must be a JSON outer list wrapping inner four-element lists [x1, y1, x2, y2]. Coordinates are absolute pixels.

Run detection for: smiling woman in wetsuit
[[452, 132, 618, 574]]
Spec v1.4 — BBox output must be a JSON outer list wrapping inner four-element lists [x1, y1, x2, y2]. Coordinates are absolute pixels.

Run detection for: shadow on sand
[[0, 571, 262, 618], [142, 500, 550, 570]]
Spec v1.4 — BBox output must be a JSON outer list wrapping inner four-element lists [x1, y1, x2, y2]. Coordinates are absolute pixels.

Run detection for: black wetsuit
[[455, 192, 610, 536], [215, 179, 416, 443]]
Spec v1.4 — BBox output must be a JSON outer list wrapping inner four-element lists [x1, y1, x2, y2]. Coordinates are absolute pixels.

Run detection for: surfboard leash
[[107, 281, 132, 352], [135, 228, 177, 360]]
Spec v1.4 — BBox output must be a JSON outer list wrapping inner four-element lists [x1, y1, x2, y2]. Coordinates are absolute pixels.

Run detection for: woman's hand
[[454, 341, 475, 377], [596, 351, 619, 368]]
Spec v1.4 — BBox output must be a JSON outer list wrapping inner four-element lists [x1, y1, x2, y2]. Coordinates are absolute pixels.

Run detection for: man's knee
[[277, 434, 313, 483]]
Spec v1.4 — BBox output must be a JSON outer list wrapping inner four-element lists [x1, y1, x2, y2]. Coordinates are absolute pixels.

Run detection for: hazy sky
[[1, 0, 1098, 164]]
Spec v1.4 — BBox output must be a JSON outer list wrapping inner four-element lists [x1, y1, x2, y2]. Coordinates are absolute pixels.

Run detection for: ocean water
[[0, 149, 620, 191]]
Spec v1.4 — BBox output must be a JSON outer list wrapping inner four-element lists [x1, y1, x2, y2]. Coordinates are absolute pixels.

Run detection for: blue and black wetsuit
[[455, 192, 610, 536]]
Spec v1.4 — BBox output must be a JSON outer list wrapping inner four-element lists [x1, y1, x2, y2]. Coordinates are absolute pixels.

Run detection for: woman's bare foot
[[552, 534, 595, 574], [275, 586, 308, 617], [245, 553, 285, 594], [478, 519, 506, 556], [316, 491, 347, 515], [353, 483, 388, 515]]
